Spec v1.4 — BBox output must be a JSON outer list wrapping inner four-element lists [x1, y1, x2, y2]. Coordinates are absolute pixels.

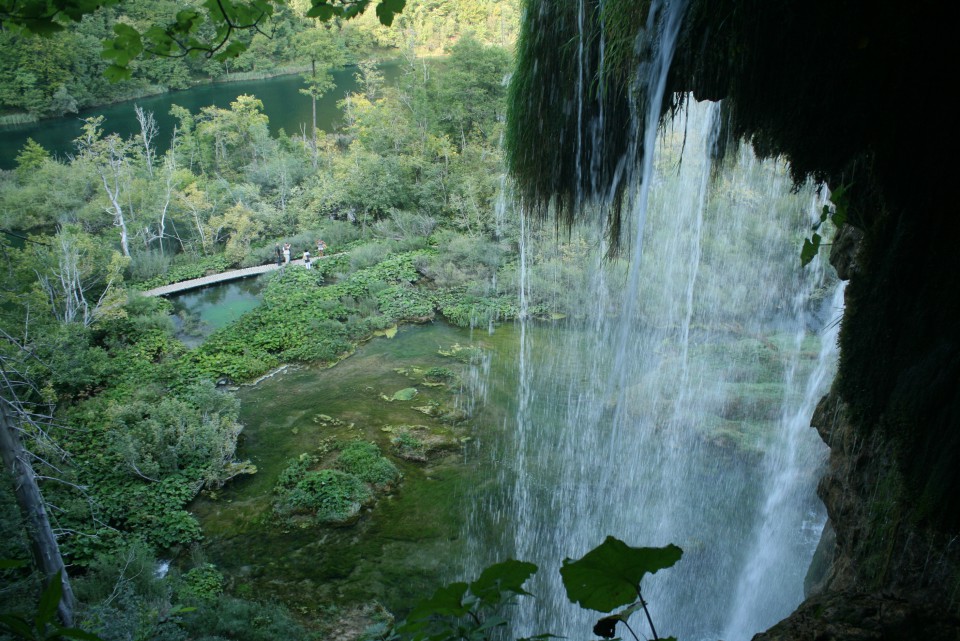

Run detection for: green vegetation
[[277, 465, 374, 525], [0, 0, 848, 637], [0, 0, 519, 120], [0, 5, 523, 638], [335, 441, 400, 489], [273, 442, 399, 526], [391, 537, 683, 641]]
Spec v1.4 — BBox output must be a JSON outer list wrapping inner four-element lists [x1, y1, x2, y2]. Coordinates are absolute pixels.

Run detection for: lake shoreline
[[0, 66, 310, 131]]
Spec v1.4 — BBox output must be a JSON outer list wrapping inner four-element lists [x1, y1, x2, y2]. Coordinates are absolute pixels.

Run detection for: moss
[[506, 0, 637, 249], [859, 463, 906, 587], [334, 442, 401, 490]]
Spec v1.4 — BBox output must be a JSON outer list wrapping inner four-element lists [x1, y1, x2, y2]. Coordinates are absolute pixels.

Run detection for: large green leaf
[[54, 626, 105, 641], [800, 233, 821, 267], [0, 613, 33, 639], [559, 537, 682, 612], [469, 559, 537, 604], [405, 582, 470, 621], [0, 559, 28, 569]]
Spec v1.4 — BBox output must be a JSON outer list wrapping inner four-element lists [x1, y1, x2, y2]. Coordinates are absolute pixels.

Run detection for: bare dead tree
[[160, 157, 175, 252], [77, 117, 132, 258], [33, 229, 124, 327], [0, 338, 75, 626], [134, 106, 158, 179]]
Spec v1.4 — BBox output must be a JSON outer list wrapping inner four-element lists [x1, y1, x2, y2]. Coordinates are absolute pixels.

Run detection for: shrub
[[128, 249, 172, 282], [334, 441, 401, 489], [376, 285, 435, 321], [391, 433, 427, 461], [178, 563, 225, 603], [320, 220, 363, 249], [287, 469, 372, 524], [274, 457, 373, 526], [275, 453, 317, 492], [180, 596, 309, 641], [349, 242, 393, 272], [424, 367, 456, 383], [373, 211, 438, 241]]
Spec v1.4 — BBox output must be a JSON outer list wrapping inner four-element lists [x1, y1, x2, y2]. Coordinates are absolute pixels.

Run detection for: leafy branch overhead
[[0, 0, 406, 81]]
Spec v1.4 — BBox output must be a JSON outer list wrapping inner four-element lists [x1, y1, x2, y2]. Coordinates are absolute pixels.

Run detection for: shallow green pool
[[170, 277, 267, 347], [189, 321, 519, 622]]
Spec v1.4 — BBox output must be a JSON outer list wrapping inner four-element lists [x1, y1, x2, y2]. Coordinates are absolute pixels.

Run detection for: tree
[[0, 0, 407, 80], [195, 95, 270, 177], [0, 338, 76, 627], [133, 106, 158, 178], [294, 25, 347, 169], [433, 36, 510, 149], [355, 57, 384, 100], [75, 117, 134, 258], [27, 226, 128, 327], [14, 139, 50, 181]]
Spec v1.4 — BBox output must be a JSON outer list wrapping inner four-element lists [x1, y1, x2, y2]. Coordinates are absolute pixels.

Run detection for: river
[[0, 63, 403, 170]]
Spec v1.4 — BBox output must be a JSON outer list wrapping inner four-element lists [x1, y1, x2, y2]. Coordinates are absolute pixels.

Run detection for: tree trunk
[[0, 399, 75, 626], [311, 58, 318, 171]]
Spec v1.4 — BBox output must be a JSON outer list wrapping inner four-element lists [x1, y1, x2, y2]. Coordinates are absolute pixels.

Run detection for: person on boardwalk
[[275, 243, 283, 266], [303, 249, 312, 269], [316, 238, 326, 257], [282, 243, 291, 264]]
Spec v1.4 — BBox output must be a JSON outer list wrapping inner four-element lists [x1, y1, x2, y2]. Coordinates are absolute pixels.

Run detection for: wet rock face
[[753, 591, 960, 641], [769, 388, 960, 640], [829, 387, 960, 600], [829, 224, 863, 281]]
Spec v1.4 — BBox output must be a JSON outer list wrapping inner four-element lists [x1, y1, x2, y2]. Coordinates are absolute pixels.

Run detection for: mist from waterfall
[[465, 2, 842, 634]]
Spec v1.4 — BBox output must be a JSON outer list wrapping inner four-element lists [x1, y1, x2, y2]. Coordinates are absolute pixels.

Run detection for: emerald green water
[[0, 64, 403, 169], [189, 322, 518, 621], [170, 277, 267, 347]]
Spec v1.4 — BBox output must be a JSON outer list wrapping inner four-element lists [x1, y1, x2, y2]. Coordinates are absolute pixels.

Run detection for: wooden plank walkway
[[141, 263, 281, 297], [141, 252, 345, 297]]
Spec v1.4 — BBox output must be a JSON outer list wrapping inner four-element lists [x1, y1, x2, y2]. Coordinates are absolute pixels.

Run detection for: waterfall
[[494, 112, 838, 640], [463, 1, 843, 638], [721, 283, 844, 639], [468, 0, 841, 635]]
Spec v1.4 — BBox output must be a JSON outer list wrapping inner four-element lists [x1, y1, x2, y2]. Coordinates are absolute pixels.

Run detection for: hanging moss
[[506, 0, 641, 250]]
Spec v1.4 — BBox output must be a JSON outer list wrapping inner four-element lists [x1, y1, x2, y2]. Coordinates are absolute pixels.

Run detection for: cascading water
[[467, 2, 842, 638]]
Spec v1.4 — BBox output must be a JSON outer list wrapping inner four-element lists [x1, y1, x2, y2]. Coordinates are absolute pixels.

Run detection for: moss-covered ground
[[189, 322, 494, 621]]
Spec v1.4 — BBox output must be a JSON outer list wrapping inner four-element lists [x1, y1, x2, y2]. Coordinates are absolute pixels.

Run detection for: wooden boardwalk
[[141, 263, 281, 297], [141, 252, 345, 297]]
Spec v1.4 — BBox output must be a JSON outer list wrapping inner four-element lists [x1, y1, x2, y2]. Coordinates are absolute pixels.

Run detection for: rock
[[754, 591, 960, 641], [828, 223, 863, 281], [390, 387, 418, 401]]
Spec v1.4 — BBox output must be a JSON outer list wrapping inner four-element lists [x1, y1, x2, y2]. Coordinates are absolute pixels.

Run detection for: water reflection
[[169, 276, 266, 347]]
